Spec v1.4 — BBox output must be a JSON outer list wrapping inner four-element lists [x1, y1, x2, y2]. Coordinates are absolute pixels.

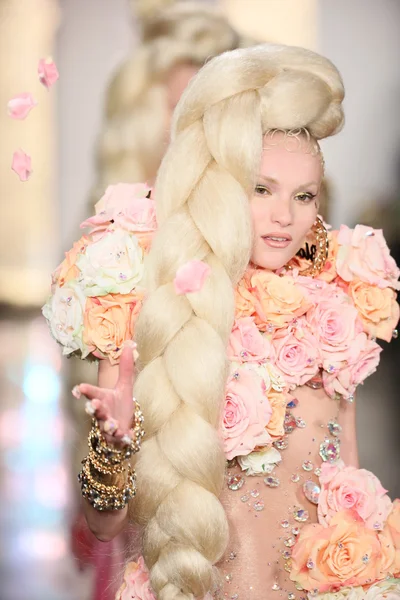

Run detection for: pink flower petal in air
[[7, 93, 37, 120], [11, 149, 32, 181], [173, 260, 211, 295], [38, 57, 59, 89]]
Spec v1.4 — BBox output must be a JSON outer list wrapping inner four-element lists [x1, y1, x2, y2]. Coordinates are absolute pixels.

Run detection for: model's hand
[[74, 343, 137, 445]]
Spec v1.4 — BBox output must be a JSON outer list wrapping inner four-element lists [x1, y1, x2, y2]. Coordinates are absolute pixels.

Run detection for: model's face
[[250, 132, 323, 270]]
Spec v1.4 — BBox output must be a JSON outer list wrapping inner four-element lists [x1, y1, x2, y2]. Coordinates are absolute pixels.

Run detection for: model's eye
[[295, 192, 316, 203], [255, 185, 271, 196]]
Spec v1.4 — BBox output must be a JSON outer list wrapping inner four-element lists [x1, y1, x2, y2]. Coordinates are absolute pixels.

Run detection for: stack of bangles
[[78, 399, 144, 511]]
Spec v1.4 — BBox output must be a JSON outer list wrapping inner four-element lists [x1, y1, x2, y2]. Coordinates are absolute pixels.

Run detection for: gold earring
[[297, 216, 329, 277]]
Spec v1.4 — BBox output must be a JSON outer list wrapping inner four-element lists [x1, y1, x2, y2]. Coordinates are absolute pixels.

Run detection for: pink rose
[[307, 286, 364, 365], [11, 149, 32, 182], [227, 317, 273, 363], [173, 260, 211, 295], [336, 225, 400, 290], [220, 368, 272, 460], [116, 557, 156, 600], [323, 337, 382, 399], [38, 57, 59, 88], [81, 183, 155, 236], [7, 93, 37, 120], [272, 319, 320, 386], [318, 460, 392, 530]]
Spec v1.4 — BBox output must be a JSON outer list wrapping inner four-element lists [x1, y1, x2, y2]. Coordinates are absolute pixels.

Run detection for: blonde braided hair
[[132, 44, 345, 599], [89, 2, 248, 208]]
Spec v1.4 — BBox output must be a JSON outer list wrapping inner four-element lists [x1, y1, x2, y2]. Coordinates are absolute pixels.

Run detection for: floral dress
[[43, 184, 400, 600]]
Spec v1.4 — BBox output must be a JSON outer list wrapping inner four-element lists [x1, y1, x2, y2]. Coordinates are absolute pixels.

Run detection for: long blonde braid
[[132, 44, 345, 599]]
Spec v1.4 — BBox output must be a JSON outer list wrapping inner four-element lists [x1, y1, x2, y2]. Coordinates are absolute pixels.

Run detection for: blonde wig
[[132, 44, 345, 599], [90, 2, 250, 206]]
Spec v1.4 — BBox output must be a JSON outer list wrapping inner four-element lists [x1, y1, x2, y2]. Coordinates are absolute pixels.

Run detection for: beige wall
[[0, 0, 59, 305]]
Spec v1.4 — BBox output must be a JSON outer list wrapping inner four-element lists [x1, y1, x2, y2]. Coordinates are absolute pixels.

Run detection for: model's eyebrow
[[257, 175, 319, 194]]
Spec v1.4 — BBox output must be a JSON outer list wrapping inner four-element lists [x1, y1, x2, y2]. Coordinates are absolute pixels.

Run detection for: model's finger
[[78, 383, 112, 402], [116, 343, 136, 391]]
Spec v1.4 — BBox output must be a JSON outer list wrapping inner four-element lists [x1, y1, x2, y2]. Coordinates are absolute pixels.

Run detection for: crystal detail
[[284, 413, 297, 433], [254, 500, 265, 511], [286, 398, 298, 409], [281, 519, 290, 528], [393, 329, 398, 339], [302, 460, 313, 472], [282, 550, 292, 559], [328, 420, 342, 437], [227, 475, 245, 491], [284, 559, 292, 573], [225, 574, 233, 583], [314, 467, 321, 477], [231, 595, 239, 600], [229, 552, 237, 560], [240, 494, 249, 503], [293, 508, 309, 522], [295, 417, 307, 428], [303, 480, 321, 505], [362, 554, 369, 563], [273, 437, 289, 450], [272, 583, 280, 591], [264, 475, 280, 488], [346, 395, 355, 403], [307, 558, 315, 569], [292, 527, 300, 536], [250, 489, 260, 498], [319, 438, 340, 462], [284, 536, 296, 548], [288, 594, 296, 600], [291, 473, 300, 483], [373, 521, 382, 530]]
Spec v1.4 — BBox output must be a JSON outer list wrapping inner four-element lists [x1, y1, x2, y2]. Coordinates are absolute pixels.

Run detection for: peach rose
[[322, 337, 381, 400], [227, 317, 273, 363], [385, 499, 400, 575], [318, 460, 392, 530], [220, 368, 272, 460], [116, 557, 156, 600], [235, 270, 260, 321], [265, 391, 287, 438], [83, 292, 143, 364], [81, 183, 155, 237], [249, 270, 310, 330], [336, 225, 400, 291], [348, 281, 399, 342], [291, 510, 391, 593], [272, 320, 320, 387], [52, 236, 89, 289]]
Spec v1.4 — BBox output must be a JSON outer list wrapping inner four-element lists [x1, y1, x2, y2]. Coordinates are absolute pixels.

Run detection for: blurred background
[[0, 1, 399, 599]]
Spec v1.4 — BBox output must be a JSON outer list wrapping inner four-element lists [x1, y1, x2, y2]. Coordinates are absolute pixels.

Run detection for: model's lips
[[262, 232, 292, 248]]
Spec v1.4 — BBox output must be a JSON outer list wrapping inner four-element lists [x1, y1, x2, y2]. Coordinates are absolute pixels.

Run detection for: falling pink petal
[[173, 260, 211, 295], [11, 149, 32, 182], [7, 93, 37, 120], [38, 57, 59, 89]]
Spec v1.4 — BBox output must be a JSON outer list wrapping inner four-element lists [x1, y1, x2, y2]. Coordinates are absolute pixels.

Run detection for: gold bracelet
[[78, 401, 144, 511], [78, 457, 136, 511]]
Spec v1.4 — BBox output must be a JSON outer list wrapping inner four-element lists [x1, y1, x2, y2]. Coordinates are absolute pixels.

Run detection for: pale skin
[[77, 132, 358, 541]]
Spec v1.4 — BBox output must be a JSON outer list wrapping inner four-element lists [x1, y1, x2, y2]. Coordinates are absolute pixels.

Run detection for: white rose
[[42, 282, 88, 357], [364, 580, 400, 600], [76, 228, 144, 296], [238, 447, 282, 476], [310, 587, 365, 600]]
